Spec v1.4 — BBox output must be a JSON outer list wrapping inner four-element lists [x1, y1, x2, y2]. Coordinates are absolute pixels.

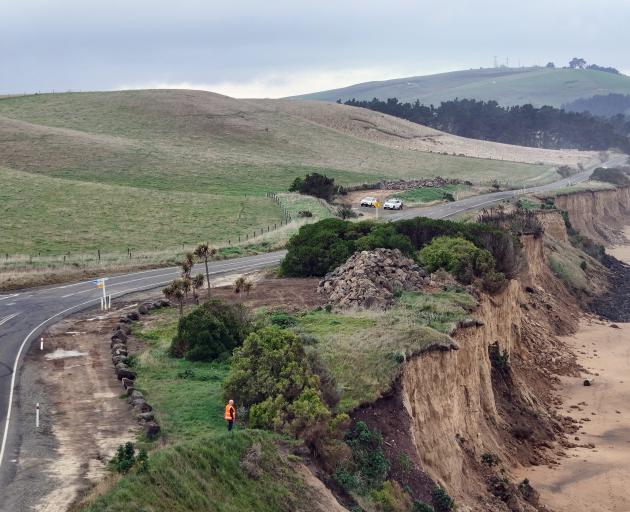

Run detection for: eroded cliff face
[[553, 187, 630, 245], [399, 233, 586, 511]]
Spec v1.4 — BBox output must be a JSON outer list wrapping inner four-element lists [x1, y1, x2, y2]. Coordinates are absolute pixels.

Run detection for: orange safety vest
[[224, 404, 235, 421]]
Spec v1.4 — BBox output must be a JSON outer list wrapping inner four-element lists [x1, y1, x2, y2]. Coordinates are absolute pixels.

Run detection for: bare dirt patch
[[24, 303, 142, 511]]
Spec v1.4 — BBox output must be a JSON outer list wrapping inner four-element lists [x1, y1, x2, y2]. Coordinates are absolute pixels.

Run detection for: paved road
[[0, 154, 625, 494]]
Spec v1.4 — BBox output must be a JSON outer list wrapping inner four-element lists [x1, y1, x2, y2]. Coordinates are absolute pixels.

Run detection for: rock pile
[[110, 298, 170, 439], [318, 249, 428, 309], [377, 176, 468, 190]]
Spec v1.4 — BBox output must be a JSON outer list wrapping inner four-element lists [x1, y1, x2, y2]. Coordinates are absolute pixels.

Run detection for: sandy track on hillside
[[255, 99, 596, 167]]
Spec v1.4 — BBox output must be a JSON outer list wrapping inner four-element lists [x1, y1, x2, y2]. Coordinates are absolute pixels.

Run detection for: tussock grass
[[297, 289, 476, 411], [77, 431, 309, 512]]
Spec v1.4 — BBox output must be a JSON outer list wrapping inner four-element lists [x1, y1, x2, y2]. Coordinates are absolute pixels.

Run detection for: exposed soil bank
[[518, 321, 630, 512]]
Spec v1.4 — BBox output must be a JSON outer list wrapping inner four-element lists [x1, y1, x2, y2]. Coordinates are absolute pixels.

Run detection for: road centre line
[[0, 313, 21, 327]]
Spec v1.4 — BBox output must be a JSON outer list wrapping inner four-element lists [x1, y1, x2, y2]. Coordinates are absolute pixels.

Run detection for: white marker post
[[36, 403, 39, 428], [40, 337, 43, 351], [93, 278, 110, 310]]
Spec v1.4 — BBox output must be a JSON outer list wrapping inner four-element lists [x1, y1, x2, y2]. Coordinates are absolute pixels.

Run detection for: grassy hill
[[0, 89, 585, 260], [294, 67, 630, 107]]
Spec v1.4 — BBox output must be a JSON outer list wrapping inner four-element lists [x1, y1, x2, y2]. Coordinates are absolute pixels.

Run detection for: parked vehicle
[[360, 196, 378, 207], [383, 198, 404, 210]]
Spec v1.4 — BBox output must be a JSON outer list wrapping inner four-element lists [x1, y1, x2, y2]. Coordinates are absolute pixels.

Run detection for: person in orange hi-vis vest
[[224, 399, 236, 432]]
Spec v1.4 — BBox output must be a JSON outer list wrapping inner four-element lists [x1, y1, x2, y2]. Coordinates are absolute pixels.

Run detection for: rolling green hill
[[0, 89, 576, 259], [294, 67, 630, 107]]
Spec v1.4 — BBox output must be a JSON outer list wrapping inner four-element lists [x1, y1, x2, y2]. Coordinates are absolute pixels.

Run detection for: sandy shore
[[608, 226, 630, 263], [519, 233, 630, 512]]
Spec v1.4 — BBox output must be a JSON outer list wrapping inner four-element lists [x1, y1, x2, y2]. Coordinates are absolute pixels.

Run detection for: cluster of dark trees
[[545, 58, 620, 74], [564, 93, 630, 119], [343, 97, 630, 152]]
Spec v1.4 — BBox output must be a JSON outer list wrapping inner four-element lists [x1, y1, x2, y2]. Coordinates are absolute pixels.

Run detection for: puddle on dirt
[[44, 349, 87, 360]]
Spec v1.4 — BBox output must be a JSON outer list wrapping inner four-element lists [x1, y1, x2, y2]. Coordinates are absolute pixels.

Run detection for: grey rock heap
[[318, 248, 428, 309]]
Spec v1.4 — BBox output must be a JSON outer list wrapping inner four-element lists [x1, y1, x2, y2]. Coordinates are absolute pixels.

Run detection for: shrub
[[413, 501, 435, 512], [334, 421, 390, 495], [489, 342, 510, 375], [109, 442, 148, 474], [431, 487, 454, 512], [223, 327, 331, 440], [481, 452, 500, 467], [269, 311, 298, 328], [355, 225, 414, 254], [298, 210, 313, 218], [591, 167, 630, 186], [337, 204, 358, 219], [170, 300, 251, 361], [289, 172, 337, 201], [419, 236, 497, 285], [370, 480, 412, 512]]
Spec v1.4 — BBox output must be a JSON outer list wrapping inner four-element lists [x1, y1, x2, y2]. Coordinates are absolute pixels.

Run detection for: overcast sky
[[2, 0, 629, 98]]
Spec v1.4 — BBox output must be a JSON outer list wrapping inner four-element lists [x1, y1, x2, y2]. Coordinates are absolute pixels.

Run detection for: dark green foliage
[[109, 442, 147, 474], [489, 342, 510, 375], [334, 421, 390, 495], [419, 237, 495, 284], [298, 210, 313, 218], [393, 217, 520, 278], [442, 192, 455, 202], [431, 487, 454, 512], [591, 167, 630, 186], [289, 172, 337, 201], [580, 260, 588, 271], [269, 311, 298, 328], [280, 218, 411, 277], [413, 501, 435, 512], [560, 210, 607, 262], [281, 216, 521, 280], [481, 452, 500, 467], [564, 93, 630, 118], [337, 204, 358, 219], [478, 207, 544, 238], [344, 97, 630, 152], [223, 327, 330, 440], [170, 300, 251, 361]]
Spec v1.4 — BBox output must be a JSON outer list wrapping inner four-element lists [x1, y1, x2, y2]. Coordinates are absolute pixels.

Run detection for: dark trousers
[[227, 420, 234, 431]]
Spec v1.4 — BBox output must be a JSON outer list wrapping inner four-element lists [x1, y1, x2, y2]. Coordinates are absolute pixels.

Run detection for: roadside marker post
[[93, 278, 110, 310], [36, 403, 39, 429], [40, 337, 43, 351]]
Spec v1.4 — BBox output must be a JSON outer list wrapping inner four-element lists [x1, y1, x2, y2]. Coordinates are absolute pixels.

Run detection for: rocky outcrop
[[318, 249, 428, 309]]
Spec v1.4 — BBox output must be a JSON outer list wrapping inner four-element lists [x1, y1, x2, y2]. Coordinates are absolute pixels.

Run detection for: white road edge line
[[0, 255, 283, 470], [0, 295, 19, 302]]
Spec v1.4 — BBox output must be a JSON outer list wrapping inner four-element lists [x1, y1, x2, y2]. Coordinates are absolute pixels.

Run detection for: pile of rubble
[[318, 249, 428, 309], [377, 176, 468, 190]]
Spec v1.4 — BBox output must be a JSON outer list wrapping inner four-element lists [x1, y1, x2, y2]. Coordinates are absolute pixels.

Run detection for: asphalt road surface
[[0, 154, 625, 497]]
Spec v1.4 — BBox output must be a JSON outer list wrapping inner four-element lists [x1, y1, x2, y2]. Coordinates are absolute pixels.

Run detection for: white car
[[383, 198, 404, 210], [360, 196, 378, 207]]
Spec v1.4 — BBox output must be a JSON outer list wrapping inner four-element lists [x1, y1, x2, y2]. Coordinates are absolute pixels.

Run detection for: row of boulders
[[318, 249, 429, 309], [110, 298, 170, 439], [376, 176, 468, 190]]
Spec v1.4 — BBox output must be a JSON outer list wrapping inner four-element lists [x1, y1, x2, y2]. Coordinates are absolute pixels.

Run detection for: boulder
[[127, 390, 144, 403], [112, 355, 127, 366], [127, 312, 140, 321], [152, 301, 163, 309], [144, 422, 161, 439], [137, 411, 155, 422], [121, 377, 135, 390], [115, 324, 132, 335], [132, 399, 152, 413], [116, 365, 136, 380], [118, 316, 131, 324], [111, 330, 128, 343], [138, 304, 149, 315]]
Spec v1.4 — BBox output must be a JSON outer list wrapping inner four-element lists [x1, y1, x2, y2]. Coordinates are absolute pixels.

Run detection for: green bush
[[413, 501, 435, 512], [334, 421, 390, 495], [223, 327, 330, 440], [109, 442, 148, 474], [431, 487, 454, 512], [289, 172, 337, 201], [418, 236, 497, 285], [355, 225, 414, 254], [170, 300, 252, 361], [370, 480, 412, 512], [591, 167, 630, 186], [269, 311, 298, 328]]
